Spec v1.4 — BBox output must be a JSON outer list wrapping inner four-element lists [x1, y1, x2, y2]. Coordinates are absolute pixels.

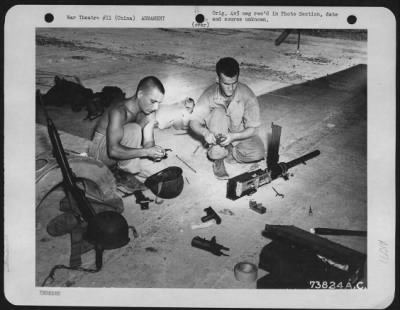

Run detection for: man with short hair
[[88, 76, 167, 184], [189, 57, 265, 179]]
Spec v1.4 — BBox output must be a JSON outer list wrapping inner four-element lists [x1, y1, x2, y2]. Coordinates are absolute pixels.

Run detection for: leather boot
[[225, 144, 237, 164], [213, 159, 229, 180]]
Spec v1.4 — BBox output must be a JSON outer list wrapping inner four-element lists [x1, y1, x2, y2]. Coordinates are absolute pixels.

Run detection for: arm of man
[[106, 108, 149, 160], [107, 110, 165, 160], [142, 113, 157, 149], [189, 90, 216, 144], [220, 94, 261, 146], [219, 127, 256, 146]]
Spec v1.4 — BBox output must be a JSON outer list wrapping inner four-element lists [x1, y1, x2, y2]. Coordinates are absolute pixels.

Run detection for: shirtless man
[[88, 76, 168, 183]]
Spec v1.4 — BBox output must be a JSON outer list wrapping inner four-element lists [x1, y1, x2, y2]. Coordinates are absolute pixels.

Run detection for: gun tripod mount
[[201, 206, 221, 224]]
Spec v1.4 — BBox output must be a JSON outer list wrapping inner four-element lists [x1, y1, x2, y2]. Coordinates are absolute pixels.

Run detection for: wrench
[[272, 187, 284, 198]]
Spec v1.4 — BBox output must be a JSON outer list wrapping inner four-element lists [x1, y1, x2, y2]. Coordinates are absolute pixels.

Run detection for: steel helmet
[[144, 166, 184, 199], [85, 211, 130, 250]]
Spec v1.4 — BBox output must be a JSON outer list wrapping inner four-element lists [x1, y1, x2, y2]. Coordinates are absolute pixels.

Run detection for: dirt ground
[[35, 28, 367, 288]]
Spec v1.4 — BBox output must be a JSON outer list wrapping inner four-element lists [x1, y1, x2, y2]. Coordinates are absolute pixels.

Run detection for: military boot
[[213, 159, 229, 180]]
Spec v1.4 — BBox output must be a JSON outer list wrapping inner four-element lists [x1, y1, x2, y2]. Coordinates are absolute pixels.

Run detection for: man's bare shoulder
[[94, 101, 125, 135], [108, 103, 127, 121]]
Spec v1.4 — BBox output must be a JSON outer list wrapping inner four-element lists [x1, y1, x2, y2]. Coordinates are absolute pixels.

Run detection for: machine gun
[[38, 93, 134, 286], [226, 123, 320, 200]]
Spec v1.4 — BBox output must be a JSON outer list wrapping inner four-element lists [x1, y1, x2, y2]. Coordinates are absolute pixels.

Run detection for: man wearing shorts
[[88, 76, 168, 185]]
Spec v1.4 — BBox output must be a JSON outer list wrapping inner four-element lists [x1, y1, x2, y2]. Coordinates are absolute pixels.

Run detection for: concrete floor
[[35, 29, 367, 288]]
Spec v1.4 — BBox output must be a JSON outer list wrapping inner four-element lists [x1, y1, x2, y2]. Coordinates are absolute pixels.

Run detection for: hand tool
[[272, 186, 284, 198], [176, 154, 197, 173]]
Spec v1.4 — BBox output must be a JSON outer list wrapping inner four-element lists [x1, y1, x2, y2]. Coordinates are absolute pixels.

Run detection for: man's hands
[[203, 131, 235, 147], [218, 133, 234, 147], [146, 145, 166, 161], [204, 131, 217, 145]]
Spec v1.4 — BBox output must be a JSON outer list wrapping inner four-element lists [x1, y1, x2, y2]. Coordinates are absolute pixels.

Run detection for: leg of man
[[206, 107, 230, 160], [90, 123, 167, 180], [232, 135, 265, 163], [88, 132, 116, 167], [117, 123, 143, 174]]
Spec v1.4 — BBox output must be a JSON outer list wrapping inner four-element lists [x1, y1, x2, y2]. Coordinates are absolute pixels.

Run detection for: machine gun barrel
[[285, 150, 321, 170], [270, 150, 320, 180]]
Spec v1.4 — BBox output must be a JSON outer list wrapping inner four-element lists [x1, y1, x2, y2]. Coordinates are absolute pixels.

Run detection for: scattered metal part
[[249, 200, 266, 214], [129, 226, 138, 238], [161, 148, 172, 160], [153, 148, 172, 162], [317, 254, 349, 271], [176, 154, 197, 173], [234, 262, 258, 282], [201, 206, 221, 224], [215, 133, 227, 145], [133, 191, 154, 210], [297, 30, 301, 54], [191, 236, 229, 256], [272, 186, 284, 198], [145, 247, 158, 252], [192, 145, 201, 155], [117, 187, 137, 198], [308, 205, 313, 215], [191, 222, 214, 230], [185, 177, 190, 184], [311, 228, 367, 237]]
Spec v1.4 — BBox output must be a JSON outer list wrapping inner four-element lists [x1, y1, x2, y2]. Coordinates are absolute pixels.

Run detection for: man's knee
[[233, 136, 265, 163], [208, 145, 229, 160], [121, 123, 142, 147]]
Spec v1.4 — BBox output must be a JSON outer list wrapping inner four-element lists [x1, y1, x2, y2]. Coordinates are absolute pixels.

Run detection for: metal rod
[[312, 228, 367, 237], [176, 155, 197, 173], [192, 145, 201, 155], [297, 30, 301, 50]]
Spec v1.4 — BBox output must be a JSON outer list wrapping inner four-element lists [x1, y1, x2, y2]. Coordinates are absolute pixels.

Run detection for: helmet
[[144, 166, 184, 199], [85, 211, 130, 250]]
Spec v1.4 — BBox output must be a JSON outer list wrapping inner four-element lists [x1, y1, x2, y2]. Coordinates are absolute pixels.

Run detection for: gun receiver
[[226, 150, 320, 200], [226, 122, 320, 200]]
